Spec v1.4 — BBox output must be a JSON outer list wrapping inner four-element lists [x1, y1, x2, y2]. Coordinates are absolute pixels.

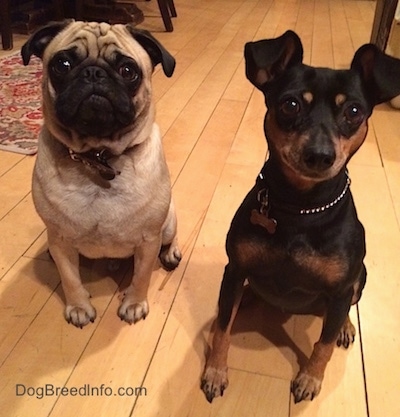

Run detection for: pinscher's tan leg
[[201, 295, 243, 403], [292, 339, 335, 402], [118, 237, 161, 324], [201, 264, 245, 403], [292, 294, 353, 403]]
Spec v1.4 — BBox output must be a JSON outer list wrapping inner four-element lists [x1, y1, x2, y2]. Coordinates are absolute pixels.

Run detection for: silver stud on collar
[[299, 174, 351, 215]]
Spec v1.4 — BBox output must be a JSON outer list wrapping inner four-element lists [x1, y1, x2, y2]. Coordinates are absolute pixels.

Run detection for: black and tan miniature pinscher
[[201, 30, 400, 403]]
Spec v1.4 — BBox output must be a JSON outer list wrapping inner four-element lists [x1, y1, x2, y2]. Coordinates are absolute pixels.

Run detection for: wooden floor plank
[[0, 195, 45, 279], [344, 0, 374, 49], [155, 0, 259, 134], [329, 0, 356, 69], [0, 152, 26, 178], [0, 157, 35, 220], [351, 165, 400, 417], [0, 257, 58, 365], [370, 105, 400, 224], [151, 0, 243, 102], [0, 259, 127, 417]]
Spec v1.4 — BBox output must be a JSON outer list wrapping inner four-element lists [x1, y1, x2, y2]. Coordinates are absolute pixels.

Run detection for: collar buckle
[[69, 148, 121, 181]]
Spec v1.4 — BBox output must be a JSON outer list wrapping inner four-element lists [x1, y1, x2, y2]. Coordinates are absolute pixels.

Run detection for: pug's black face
[[49, 49, 142, 138], [22, 21, 176, 152]]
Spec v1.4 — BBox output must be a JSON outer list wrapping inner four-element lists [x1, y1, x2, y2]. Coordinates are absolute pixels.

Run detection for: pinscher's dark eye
[[52, 56, 72, 75], [280, 98, 301, 116], [118, 62, 140, 82], [344, 103, 364, 125]]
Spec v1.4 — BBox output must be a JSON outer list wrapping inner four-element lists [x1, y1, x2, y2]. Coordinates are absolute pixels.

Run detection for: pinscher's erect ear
[[126, 26, 176, 77], [351, 43, 400, 105], [21, 20, 73, 65], [244, 30, 303, 90]]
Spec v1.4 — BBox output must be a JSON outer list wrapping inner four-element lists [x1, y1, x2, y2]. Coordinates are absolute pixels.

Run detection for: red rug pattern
[[0, 52, 42, 155]]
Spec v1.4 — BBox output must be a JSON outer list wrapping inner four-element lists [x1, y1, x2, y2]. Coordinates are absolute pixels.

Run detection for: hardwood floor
[[1, 1, 400, 416]]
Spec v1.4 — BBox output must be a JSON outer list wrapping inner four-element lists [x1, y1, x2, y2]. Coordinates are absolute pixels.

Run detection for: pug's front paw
[[159, 243, 182, 271], [118, 298, 149, 324], [65, 303, 96, 328]]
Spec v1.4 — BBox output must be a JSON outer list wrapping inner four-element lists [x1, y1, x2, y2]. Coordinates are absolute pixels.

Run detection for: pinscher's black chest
[[226, 166, 366, 313]]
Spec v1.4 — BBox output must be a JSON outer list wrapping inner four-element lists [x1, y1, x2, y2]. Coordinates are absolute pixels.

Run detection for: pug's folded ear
[[21, 20, 74, 65], [126, 26, 176, 77]]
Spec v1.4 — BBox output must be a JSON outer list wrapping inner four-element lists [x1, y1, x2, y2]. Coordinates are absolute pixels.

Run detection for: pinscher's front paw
[[291, 372, 322, 403], [65, 303, 96, 328], [201, 366, 229, 403], [337, 320, 356, 348], [118, 299, 149, 324]]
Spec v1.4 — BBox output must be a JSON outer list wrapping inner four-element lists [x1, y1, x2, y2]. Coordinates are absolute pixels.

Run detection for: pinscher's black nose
[[303, 145, 336, 171]]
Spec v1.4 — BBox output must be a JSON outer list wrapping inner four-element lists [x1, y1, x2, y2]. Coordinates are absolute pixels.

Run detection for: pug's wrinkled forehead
[[43, 22, 152, 73], [22, 20, 175, 78]]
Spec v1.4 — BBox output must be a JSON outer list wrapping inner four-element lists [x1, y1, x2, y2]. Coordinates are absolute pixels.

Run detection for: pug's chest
[[65, 191, 144, 233], [34, 173, 169, 257]]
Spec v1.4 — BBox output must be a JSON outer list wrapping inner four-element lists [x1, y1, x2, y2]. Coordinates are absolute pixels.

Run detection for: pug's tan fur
[[24, 22, 181, 327]]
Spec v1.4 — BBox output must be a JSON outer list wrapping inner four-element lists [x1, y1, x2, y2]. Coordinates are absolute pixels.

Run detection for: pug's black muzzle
[[55, 65, 135, 138]]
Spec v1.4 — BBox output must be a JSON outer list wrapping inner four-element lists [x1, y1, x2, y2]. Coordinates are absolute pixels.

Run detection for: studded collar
[[256, 169, 351, 216]]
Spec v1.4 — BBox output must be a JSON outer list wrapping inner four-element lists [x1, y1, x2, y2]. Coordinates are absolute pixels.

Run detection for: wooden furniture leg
[[0, 0, 13, 50]]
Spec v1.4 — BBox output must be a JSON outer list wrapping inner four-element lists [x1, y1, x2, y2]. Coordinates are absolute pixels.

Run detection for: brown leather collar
[[68, 148, 121, 180]]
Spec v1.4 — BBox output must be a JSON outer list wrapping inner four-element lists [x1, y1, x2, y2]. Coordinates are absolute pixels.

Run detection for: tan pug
[[22, 21, 181, 328]]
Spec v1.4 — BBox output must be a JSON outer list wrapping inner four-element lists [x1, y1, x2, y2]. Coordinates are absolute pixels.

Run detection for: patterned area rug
[[0, 52, 42, 155]]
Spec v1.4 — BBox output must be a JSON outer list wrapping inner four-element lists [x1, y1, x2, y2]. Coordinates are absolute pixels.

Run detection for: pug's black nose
[[82, 66, 108, 82], [303, 146, 335, 171]]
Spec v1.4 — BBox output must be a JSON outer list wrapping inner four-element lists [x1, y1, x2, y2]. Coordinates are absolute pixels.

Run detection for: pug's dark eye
[[344, 104, 364, 125], [118, 63, 139, 82], [280, 98, 301, 116], [52, 57, 72, 75]]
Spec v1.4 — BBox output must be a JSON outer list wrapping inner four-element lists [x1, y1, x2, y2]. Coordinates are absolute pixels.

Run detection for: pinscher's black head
[[245, 31, 400, 188]]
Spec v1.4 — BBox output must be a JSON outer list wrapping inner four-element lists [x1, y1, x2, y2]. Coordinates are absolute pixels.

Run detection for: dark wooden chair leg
[[0, 0, 13, 50], [167, 0, 177, 18], [157, 0, 174, 32]]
